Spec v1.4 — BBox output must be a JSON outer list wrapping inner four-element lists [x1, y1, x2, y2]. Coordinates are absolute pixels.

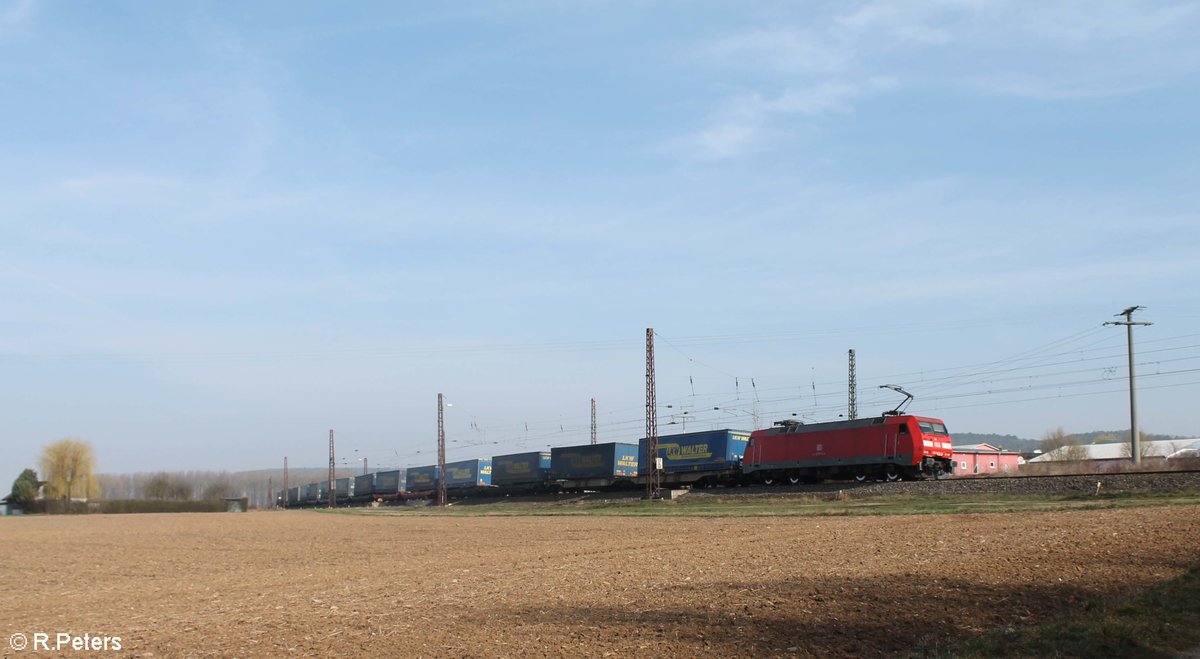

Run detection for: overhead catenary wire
[[432, 333, 1200, 458], [915, 325, 1110, 396], [3, 315, 1114, 365], [279, 325, 1200, 472], [481, 366, 1193, 443]]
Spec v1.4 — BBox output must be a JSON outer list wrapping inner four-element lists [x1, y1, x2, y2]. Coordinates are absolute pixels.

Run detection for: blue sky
[[3, 1, 1199, 479]]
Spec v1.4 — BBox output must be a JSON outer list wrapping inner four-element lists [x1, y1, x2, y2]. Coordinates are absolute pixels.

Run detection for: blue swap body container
[[638, 429, 750, 474], [550, 442, 639, 480], [373, 469, 404, 495], [444, 459, 493, 488], [405, 465, 439, 491], [354, 473, 375, 497], [491, 451, 552, 486]]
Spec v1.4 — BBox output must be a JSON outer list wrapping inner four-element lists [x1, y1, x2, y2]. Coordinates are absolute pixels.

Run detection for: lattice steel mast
[[437, 393, 447, 506], [645, 328, 660, 499], [848, 349, 857, 420], [591, 397, 597, 445], [328, 429, 336, 508]]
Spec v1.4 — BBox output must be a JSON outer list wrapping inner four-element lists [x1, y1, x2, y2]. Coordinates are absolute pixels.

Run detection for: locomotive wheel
[[885, 465, 901, 481], [854, 474, 867, 482], [787, 475, 801, 485], [762, 477, 776, 486]]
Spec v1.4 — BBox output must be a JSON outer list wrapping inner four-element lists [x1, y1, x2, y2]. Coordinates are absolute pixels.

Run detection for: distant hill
[[952, 433, 1040, 453], [952, 430, 1194, 453], [1070, 430, 1190, 444]]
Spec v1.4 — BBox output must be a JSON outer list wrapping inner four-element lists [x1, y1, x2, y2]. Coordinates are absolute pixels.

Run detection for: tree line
[[7, 438, 100, 506], [9, 437, 357, 510], [94, 468, 358, 508], [1039, 427, 1189, 460]]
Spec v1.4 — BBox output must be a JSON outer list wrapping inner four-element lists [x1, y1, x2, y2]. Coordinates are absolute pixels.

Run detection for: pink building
[[951, 443, 1024, 476]]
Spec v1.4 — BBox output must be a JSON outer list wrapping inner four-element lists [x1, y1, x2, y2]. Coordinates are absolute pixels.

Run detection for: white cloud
[[702, 25, 851, 76], [674, 119, 764, 163], [57, 174, 181, 203], [665, 0, 1200, 161], [1009, 1, 1200, 46], [964, 73, 1154, 101], [663, 77, 897, 161], [833, 0, 973, 46], [766, 77, 898, 114]]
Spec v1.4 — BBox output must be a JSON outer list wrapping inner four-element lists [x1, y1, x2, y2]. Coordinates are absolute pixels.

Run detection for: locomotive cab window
[[918, 421, 948, 435]]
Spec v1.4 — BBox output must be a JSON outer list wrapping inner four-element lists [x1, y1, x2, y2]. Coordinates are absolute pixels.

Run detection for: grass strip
[[323, 491, 1200, 518]]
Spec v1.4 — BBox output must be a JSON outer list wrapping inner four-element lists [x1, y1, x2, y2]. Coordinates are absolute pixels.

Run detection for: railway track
[[288, 470, 1200, 507], [702, 469, 1200, 498]]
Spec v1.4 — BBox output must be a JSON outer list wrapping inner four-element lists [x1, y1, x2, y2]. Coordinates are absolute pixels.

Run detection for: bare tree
[[1120, 431, 1158, 461], [168, 479, 193, 500], [1041, 428, 1087, 461], [142, 473, 171, 499], [1041, 428, 1071, 455], [201, 479, 231, 501], [142, 472, 192, 500], [1061, 441, 1089, 462], [38, 438, 98, 502]]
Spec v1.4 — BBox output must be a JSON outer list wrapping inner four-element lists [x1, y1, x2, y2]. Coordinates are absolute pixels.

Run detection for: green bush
[[9, 468, 39, 507]]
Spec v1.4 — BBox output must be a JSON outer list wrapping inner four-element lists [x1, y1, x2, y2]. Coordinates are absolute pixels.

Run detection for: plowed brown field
[[3, 506, 1198, 657]]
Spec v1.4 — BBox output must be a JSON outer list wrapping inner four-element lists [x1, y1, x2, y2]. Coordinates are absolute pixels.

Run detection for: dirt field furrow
[[2, 506, 1198, 657]]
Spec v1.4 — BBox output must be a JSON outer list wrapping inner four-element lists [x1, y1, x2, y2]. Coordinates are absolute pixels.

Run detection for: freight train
[[281, 412, 954, 506]]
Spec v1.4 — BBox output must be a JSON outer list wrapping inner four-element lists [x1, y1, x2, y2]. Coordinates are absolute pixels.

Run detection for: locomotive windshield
[[918, 420, 948, 436]]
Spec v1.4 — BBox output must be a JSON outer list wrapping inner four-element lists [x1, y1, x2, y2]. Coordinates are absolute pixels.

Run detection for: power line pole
[[268, 476, 273, 510], [283, 456, 289, 508], [328, 429, 336, 508], [848, 349, 858, 420], [437, 393, 447, 506], [645, 327, 660, 499], [590, 397, 597, 445], [1105, 306, 1152, 465]]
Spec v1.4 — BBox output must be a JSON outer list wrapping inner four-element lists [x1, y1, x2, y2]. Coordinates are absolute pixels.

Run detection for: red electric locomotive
[[743, 413, 955, 483]]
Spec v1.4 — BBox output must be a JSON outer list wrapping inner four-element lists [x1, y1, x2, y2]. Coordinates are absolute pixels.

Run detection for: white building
[[1027, 438, 1200, 466]]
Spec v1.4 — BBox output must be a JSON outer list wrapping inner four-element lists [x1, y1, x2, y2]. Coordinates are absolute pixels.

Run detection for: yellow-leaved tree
[[39, 438, 99, 501]]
